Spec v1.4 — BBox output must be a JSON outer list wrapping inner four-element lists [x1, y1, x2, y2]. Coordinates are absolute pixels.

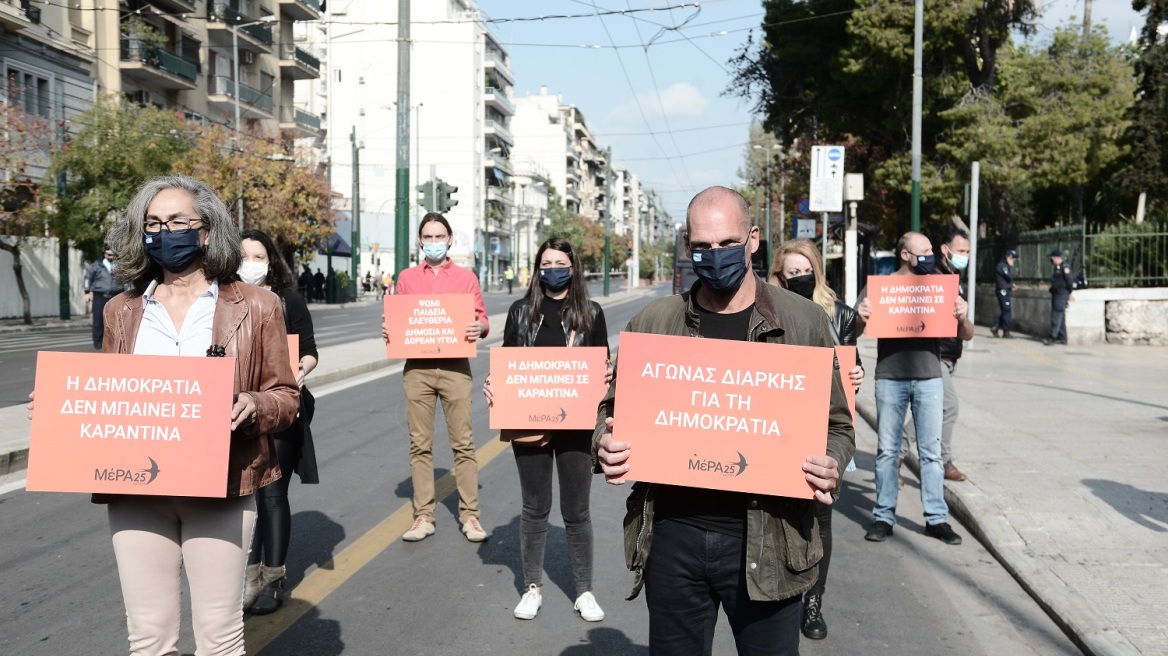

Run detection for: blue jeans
[[645, 519, 802, 656], [874, 378, 948, 526]]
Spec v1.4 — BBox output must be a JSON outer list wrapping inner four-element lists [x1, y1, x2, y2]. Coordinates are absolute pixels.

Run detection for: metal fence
[[976, 221, 1168, 288]]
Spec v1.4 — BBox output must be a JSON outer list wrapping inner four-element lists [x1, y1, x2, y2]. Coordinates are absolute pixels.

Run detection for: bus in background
[[673, 233, 769, 295]]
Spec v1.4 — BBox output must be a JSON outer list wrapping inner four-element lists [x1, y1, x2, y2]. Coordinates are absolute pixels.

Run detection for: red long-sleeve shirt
[[394, 259, 490, 338]]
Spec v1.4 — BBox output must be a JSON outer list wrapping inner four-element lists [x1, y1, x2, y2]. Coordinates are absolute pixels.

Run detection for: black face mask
[[691, 244, 748, 295], [144, 229, 204, 274], [539, 266, 572, 292], [910, 254, 936, 275], [785, 274, 816, 299]]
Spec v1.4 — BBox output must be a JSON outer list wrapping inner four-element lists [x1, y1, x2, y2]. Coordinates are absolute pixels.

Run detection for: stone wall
[[974, 285, 1168, 346]]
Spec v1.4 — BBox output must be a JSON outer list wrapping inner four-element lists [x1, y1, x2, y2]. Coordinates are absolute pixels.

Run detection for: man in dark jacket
[[83, 246, 122, 349], [992, 249, 1017, 338], [1044, 250, 1075, 345], [594, 186, 854, 656]]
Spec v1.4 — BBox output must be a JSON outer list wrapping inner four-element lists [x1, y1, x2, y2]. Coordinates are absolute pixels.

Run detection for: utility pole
[[56, 86, 69, 320], [910, 0, 923, 231], [350, 126, 361, 300], [603, 146, 612, 297], [393, 0, 411, 279], [1082, 0, 1092, 37]]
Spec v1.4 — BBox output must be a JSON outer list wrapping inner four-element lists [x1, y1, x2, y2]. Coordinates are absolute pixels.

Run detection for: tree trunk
[[0, 239, 32, 324]]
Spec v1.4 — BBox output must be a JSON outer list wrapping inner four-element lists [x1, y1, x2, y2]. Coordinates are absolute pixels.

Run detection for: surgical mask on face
[[421, 242, 448, 262], [238, 260, 269, 286], [785, 274, 816, 299], [539, 266, 572, 292], [948, 253, 969, 271], [910, 253, 936, 275], [691, 244, 748, 295], [144, 229, 203, 274]]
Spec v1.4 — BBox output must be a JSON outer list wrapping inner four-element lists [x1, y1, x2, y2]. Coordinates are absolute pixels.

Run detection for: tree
[[1112, 0, 1168, 213], [0, 102, 59, 324], [545, 189, 605, 271], [49, 95, 191, 258], [171, 124, 335, 264]]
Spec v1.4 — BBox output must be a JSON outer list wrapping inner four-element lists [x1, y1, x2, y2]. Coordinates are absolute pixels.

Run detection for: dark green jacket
[[592, 277, 856, 602]]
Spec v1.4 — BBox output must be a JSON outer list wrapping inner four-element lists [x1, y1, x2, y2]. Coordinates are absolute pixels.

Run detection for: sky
[[481, 0, 1146, 223]]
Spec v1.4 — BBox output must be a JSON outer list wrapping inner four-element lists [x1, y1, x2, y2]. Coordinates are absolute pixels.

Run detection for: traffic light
[[416, 183, 434, 212], [626, 242, 633, 258], [437, 180, 459, 213]]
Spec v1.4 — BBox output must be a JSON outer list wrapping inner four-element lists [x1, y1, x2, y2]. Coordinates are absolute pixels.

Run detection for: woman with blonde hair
[[769, 237, 863, 642]]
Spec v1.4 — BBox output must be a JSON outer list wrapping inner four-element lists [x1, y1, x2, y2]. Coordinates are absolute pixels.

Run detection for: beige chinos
[[403, 358, 479, 523]]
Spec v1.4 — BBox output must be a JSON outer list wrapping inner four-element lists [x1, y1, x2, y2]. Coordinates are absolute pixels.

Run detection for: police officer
[[83, 246, 122, 350], [1044, 249, 1075, 345], [992, 249, 1017, 338]]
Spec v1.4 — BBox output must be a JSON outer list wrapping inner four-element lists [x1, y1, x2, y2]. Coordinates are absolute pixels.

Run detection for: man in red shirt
[[383, 213, 490, 542]]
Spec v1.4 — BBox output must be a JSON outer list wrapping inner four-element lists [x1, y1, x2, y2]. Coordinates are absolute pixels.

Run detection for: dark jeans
[[512, 430, 593, 596], [1050, 291, 1069, 341], [91, 293, 114, 349], [995, 290, 1012, 332], [808, 500, 833, 597], [645, 519, 802, 656]]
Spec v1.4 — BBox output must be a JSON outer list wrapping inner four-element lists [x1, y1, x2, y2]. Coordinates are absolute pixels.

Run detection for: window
[[4, 64, 54, 118]]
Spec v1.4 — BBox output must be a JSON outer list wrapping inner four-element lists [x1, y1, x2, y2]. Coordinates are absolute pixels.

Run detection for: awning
[[317, 232, 351, 257]]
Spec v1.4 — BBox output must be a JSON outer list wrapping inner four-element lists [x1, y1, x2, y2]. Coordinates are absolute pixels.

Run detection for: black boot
[[802, 592, 827, 640], [249, 565, 286, 615]]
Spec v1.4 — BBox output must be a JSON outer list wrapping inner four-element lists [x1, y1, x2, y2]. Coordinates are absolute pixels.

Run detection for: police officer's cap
[[1006, 249, 1018, 258], [1049, 249, 1063, 257]]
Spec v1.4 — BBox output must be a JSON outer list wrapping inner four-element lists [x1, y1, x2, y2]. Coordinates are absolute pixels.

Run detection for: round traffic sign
[[797, 198, 811, 216]]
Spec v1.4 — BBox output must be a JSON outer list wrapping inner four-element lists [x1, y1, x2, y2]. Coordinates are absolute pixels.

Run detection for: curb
[[854, 399, 1140, 656], [0, 319, 93, 335]]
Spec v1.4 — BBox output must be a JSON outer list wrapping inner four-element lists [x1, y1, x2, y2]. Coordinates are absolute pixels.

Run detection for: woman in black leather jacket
[[769, 238, 863, 642], [484, 237, 610, 623]]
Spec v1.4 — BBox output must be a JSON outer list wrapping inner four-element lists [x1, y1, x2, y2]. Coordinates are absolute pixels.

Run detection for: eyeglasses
[[144, 219, 201, 235]]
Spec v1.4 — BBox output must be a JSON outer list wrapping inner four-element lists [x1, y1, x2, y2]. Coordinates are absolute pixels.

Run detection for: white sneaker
[[514, 584, 541, 620], [574, 591, 604, 622], [462, 518, 488, 542], [402, 517, 435, 542]]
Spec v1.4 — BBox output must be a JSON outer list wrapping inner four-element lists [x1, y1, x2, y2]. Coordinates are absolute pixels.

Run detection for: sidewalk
[[0, 285, 658, 478], [854, 329, 1167, 656]]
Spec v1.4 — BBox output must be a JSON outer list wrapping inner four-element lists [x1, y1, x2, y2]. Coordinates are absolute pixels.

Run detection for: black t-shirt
[[533, 296, 610, 350], [653, 299, 753, 539]]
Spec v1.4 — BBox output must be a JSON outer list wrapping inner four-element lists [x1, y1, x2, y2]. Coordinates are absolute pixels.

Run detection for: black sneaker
[[925, 522, 963, 545], [1042, 338, 1054, 346], [801, 593, 827, 640], [990, 326, 1000, 338], [865, 520, 894, 542], [1002, 331, 1013, 339]]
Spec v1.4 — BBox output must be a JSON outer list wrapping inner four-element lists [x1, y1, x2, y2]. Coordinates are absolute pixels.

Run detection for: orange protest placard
[[489, 347, 609, 430], [863, 274, 959, 338], [287, 334, 299, 379], [383, 294, 477, 359], [615, 332, 835, 499], [834, 345, 857, 426], [26, 352, 236, 497]]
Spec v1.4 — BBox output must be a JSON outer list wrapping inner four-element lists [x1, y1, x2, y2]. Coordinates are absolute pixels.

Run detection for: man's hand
[[230, 392, 258, 431], [954, 296, 969, 322], [604, 360, 614, 385], [380, 314, 390, 344], [848, 365, 864, 391], [482, 376, 494, 408], [856, 297, 872, 322], [465, 320, 484, 342], [803, 455, 840, 504], [26, 391, 34, 420], [597, 417, 631, 485]]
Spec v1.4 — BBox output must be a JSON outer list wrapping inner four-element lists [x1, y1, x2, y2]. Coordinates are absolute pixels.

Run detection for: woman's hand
[[26, 391, 34, 420], [604, 360, 614, 385], [380, 314, 390, 344], [849, 365, 864, 391], [856, 297, 873, 322], [230, 392, 258, 431], [297, 355, 318, 388], [482, 375, 494, 408]]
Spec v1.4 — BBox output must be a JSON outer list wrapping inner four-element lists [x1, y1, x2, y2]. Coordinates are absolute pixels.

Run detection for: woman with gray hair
[[41, 175, 300, 655]]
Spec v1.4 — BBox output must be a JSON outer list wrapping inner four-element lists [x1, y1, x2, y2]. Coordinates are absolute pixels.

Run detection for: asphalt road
[[0, 285, 1079, 655]]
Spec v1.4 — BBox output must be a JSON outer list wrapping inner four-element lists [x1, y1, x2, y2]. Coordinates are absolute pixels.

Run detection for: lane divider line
[[245, 436, 512, 654]]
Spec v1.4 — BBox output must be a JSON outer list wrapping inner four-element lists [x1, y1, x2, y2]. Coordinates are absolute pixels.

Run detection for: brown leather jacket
[[97, 280, 299, 498]]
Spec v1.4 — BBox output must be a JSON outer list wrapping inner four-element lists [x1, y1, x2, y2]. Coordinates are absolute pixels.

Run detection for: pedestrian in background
[[769, 237, 864, 642], [382, 213, 490, 543], [992, 249, 1017, 338], [596, 187, 854, 656], [504, 265, 515, 294], [29, 175, 299, 656], [483, 237, 611, 622], [900, 229, 970, 483], [855, 231, 971, 547], [238, 229, 320, 615], [83, 245, 123, 350], [1044, 249, 1075, 345]]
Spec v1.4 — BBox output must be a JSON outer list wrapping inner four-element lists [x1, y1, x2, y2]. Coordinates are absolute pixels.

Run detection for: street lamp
[[231, 13, 277, 230], [753, 143, 781, 252]]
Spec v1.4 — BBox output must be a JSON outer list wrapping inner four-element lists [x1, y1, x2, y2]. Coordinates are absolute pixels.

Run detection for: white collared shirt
[[133, 280, 219, 357]]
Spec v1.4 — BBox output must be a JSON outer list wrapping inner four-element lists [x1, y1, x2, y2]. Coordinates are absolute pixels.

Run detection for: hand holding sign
[[597, 417, 631, 485]]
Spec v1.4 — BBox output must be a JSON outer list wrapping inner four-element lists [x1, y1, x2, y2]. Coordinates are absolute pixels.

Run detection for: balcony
[[483, 86, 515, 116], [120, 38, 198, 90], [0, 0, 34, 30], [487, 186, 514, 206], [484, 119, 514, 146], [484, 49, 514, 86], [207, 75, 274, 120], [207, 3, 273, 53], [280, 43, 320, 80], [484, 151, 513, 176], [278, 0, 320, 21], [147, 0, 196, 13], [279, 106, 322, 138]]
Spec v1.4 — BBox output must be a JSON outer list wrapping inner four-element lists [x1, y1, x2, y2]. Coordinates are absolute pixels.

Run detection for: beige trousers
[[107, 495, 256, 656], [403, 358, 480, 523]]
